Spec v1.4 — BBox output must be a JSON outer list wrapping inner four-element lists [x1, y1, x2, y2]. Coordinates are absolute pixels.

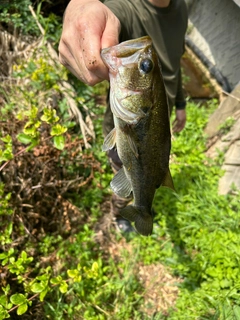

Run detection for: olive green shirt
[[104, 0, 188, 110]]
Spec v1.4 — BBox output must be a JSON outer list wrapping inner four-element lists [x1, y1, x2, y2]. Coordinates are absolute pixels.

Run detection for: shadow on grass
[[154, 164, 212, 292]]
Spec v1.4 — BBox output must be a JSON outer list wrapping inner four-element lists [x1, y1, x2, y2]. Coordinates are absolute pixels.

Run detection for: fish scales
[[101, 36, 174, 236]]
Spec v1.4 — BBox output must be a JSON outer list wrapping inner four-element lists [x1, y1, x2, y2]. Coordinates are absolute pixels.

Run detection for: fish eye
[[139, 58, 153, 74]]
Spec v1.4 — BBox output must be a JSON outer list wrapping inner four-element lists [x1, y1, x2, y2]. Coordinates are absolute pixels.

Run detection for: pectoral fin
[[161, 168, 175, 191], [110, 168, 132, 198], [102, 128, 116, 151]]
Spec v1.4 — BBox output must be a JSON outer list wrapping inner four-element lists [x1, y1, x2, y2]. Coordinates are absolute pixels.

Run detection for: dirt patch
[[139, 263, 182, 317]]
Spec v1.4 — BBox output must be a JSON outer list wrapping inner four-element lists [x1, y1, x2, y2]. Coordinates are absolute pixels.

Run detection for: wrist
[[175, 101, 186, 110]]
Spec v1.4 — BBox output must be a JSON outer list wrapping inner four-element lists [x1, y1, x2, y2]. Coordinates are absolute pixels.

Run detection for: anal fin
[[110, 168, 132, 198]]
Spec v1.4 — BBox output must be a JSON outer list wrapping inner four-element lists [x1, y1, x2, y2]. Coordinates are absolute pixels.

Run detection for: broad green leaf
[[59, 281, 68, 294], [41, 108, 59, 123], [17, 303, 28, 315], [1, 258, 9, 266], [8, 248, 14, 256], [0, 150, 13, 162], [0, 135, 12, 144], [17, 133, 32, 144], [28, 106, 38, 119], [67, 269, 79, 278], [4, 192, 12, 202], [50, 124, 67, 136], [10, 293, 26, 305], [20, 251, 33, 264], [50, 276, 62, 285], [92, 262, 99, 272], [67, 269, 81, 282], [39, 288, 49, 302], [6, 223, 13, 236], [0, 253, 8, 260], [0, 296, 7, 307], [31, 282, 45, 293], [36, 273, 50, 281], [50, 276, 62, 284], [53, 135, 65, 150], [27, 138, 40, 151], [0, 305, 10, 319], [2, 285, 10, 296], [21, 251, 27, 260]]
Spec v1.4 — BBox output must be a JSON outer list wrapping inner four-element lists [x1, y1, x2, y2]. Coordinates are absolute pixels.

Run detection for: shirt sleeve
[[104, 0, 133, 41]]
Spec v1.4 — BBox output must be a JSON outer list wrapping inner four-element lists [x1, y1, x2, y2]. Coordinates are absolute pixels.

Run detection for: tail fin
[[120, 205, 153, 236]]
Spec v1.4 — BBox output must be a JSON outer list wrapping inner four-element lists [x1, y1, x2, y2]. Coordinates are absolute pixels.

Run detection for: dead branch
[[222, 90, 240, 102]]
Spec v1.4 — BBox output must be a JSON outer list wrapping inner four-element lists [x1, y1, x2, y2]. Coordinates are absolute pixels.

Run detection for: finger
[[172, 124, 178, 133], [172, 118, 178, 133], [172, 119, 181, 133], [79, 26, 109, 81], [60, 37, 104, 85], [101, 14, 120, 49], [173, 121, 185, 133], [79, 10, 120, 82], [59, 41, 81, 76], [172, 118, 177, 127], [65, 56, 104, 85]]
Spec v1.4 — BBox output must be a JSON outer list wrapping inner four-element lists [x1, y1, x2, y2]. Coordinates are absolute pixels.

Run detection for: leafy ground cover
[[1, 2, 240, 319]]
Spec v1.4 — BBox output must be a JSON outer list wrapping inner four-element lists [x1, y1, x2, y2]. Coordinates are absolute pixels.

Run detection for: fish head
[[101, 36, 161, 123], [101, 36, 158, 91]]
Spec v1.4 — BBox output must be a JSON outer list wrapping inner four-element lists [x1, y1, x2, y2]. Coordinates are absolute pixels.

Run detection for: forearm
[[175, 68, 186, 110], [172, 69, 186, 132]]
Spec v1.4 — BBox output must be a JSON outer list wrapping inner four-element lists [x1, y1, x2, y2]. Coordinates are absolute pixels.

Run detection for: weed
[[218, 117, 235, 135]]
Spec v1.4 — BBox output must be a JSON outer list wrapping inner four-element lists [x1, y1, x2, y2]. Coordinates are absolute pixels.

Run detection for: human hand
[[172, 109, 186, 133], [58, 0, 121, 85]]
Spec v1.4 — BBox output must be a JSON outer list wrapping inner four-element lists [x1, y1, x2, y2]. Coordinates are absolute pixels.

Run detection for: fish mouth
[[101, 36, 152, 72], [101, 36, 152, 57]]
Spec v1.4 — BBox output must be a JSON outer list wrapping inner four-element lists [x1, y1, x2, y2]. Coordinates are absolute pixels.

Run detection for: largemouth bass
[[101, 36, 174, 236]]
